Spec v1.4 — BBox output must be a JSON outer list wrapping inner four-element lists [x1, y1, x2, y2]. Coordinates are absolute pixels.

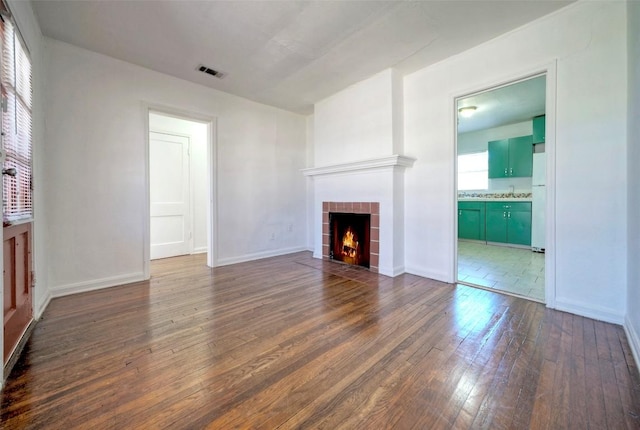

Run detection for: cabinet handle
[[503, 211, 506, 218], [510, 167, 513, 176], [459, 210, 461, 216], [504, 168, 508, 176], [508, 212, 511, 218]]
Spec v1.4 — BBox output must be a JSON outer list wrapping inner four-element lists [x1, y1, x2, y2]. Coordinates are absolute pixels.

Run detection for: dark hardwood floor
[[2, 252, 639, 429]]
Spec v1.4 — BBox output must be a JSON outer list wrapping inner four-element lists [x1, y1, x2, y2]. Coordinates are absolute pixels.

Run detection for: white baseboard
[[404, 265, 452, 284], [216, 246, 309, 267], [378, 265, 405, 277], [34, 289, 52, 319], [392, 265, 405, 277], [191, 247, 207, 254], [624, 315, 640, 371], [554, 297, 624, 325], [50, 272, 147, 298]]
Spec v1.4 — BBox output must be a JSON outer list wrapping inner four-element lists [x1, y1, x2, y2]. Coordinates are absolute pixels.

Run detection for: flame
[[341, 227, 359, 258]]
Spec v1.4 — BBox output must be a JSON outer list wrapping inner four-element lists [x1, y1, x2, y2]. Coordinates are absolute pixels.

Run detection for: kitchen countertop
[[458, 192, 532, 202], [458, 197, 532, 202]]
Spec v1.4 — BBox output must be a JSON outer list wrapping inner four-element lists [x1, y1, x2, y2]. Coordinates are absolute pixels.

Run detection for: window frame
[[1, 13, 32, 224]]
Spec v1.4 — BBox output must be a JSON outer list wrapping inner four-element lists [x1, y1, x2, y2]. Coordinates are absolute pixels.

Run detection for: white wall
[[314, 69, 401, 166], [626, 0, 640, 367], [404, 1, 627, 322], [44, 39, 307, 295], [149, 113, 208, 253], [458, 120, 534, 192]]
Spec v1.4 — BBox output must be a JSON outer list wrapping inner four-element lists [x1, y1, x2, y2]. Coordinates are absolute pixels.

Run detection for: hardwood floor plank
[[1, 253, 639, 429]]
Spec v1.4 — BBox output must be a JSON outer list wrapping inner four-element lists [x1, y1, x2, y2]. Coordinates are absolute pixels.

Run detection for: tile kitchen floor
[[457, 241, 545, 302]]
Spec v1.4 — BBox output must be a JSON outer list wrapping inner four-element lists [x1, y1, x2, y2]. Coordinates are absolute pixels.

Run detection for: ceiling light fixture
[[458, 106, 477, 118]]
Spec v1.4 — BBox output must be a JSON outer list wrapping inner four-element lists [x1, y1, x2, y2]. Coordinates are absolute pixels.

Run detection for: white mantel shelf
[[302, 154, 416, 177]]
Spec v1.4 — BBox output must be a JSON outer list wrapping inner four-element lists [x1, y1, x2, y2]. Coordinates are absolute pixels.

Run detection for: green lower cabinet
[[458, 202, 485, 241], [485, 202, 532, 246], [486, 206, 508, 243], [507, 207, 532, 245]]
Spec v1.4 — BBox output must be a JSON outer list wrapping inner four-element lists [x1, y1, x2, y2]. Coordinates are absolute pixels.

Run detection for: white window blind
[[1, 17, 32, 223], [458, 151, 488, 191]]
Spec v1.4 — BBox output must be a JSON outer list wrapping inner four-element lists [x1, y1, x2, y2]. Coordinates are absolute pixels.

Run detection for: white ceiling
[[31, 0, 572, 115], [457, 75, 546, 134]]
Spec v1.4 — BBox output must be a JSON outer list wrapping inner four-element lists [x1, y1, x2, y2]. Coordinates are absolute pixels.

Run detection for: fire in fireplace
[[329, 212, 370, 268]]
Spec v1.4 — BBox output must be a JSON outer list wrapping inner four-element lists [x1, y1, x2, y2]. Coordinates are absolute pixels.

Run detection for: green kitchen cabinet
[[458, 201, 485, 241], [488, 136, 533, 178], [508, 206, 532, 246], [486, 205, 508, 243], [487, 139, 509, 179], [532, 115, 545, 144], [485, 202, 532, 246], [509, 136, 534, 178]]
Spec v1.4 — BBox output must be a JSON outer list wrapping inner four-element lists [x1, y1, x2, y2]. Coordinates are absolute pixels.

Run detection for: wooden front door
[[3, 222, 32, 362]]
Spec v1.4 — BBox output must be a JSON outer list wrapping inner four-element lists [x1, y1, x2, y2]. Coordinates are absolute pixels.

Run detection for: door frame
[[143, 103, 218, 278], [452, 61, 557, 308]]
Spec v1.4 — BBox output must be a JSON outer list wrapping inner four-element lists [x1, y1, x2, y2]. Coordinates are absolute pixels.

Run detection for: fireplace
[[330, 213, 370, 268], [322, 202, 379, 272]]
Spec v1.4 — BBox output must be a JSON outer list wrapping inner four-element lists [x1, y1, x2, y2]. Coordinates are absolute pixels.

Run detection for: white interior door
[[150, 131, 191, 260]]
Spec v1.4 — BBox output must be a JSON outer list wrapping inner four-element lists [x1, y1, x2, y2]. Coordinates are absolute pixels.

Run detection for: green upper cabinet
[[509, 135, 533, 177], [487, 139, 509, 179], [458, 201, 485, 241], [532, 115, 545, 144], [488, 135, 533, 178]]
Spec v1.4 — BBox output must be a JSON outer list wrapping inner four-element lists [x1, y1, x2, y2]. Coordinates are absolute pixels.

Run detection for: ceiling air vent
[[197, 65, 225, 79]]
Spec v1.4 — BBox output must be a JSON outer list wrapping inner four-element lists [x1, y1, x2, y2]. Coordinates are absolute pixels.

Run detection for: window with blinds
[[1, 17, 32, 223]]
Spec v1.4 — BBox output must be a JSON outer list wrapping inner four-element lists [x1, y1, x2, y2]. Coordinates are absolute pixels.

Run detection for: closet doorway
[[148, 111, 211, 262]]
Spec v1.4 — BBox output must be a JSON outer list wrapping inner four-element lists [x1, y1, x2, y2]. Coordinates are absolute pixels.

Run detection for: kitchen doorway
[[455, 75, 547, 302]]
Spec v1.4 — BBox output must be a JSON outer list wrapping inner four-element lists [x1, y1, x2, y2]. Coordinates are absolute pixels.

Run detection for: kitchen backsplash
[[458, 191, 533, 199]]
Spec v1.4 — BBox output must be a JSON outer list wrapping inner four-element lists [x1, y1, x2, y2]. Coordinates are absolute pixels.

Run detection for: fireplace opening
[[329, 212, 371, 268]]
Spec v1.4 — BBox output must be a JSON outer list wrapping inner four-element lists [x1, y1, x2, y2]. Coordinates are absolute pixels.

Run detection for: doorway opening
[[146, 109, 215, 272], [455, 75, 547, 303]]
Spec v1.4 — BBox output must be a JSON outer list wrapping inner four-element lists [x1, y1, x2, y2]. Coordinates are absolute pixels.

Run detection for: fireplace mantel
[[302, 154, 415, 177]]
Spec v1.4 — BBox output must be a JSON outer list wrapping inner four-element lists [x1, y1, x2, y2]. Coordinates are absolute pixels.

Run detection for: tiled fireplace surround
[[322, 201, 380, 273], [304, 154, 415, 277]]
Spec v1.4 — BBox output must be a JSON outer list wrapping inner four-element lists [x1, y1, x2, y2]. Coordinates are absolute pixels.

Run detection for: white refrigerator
[[531, 153, 546, 252]]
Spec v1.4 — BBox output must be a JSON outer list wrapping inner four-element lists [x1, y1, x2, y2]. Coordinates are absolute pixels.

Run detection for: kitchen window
[[458, 151, 488, 191]]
